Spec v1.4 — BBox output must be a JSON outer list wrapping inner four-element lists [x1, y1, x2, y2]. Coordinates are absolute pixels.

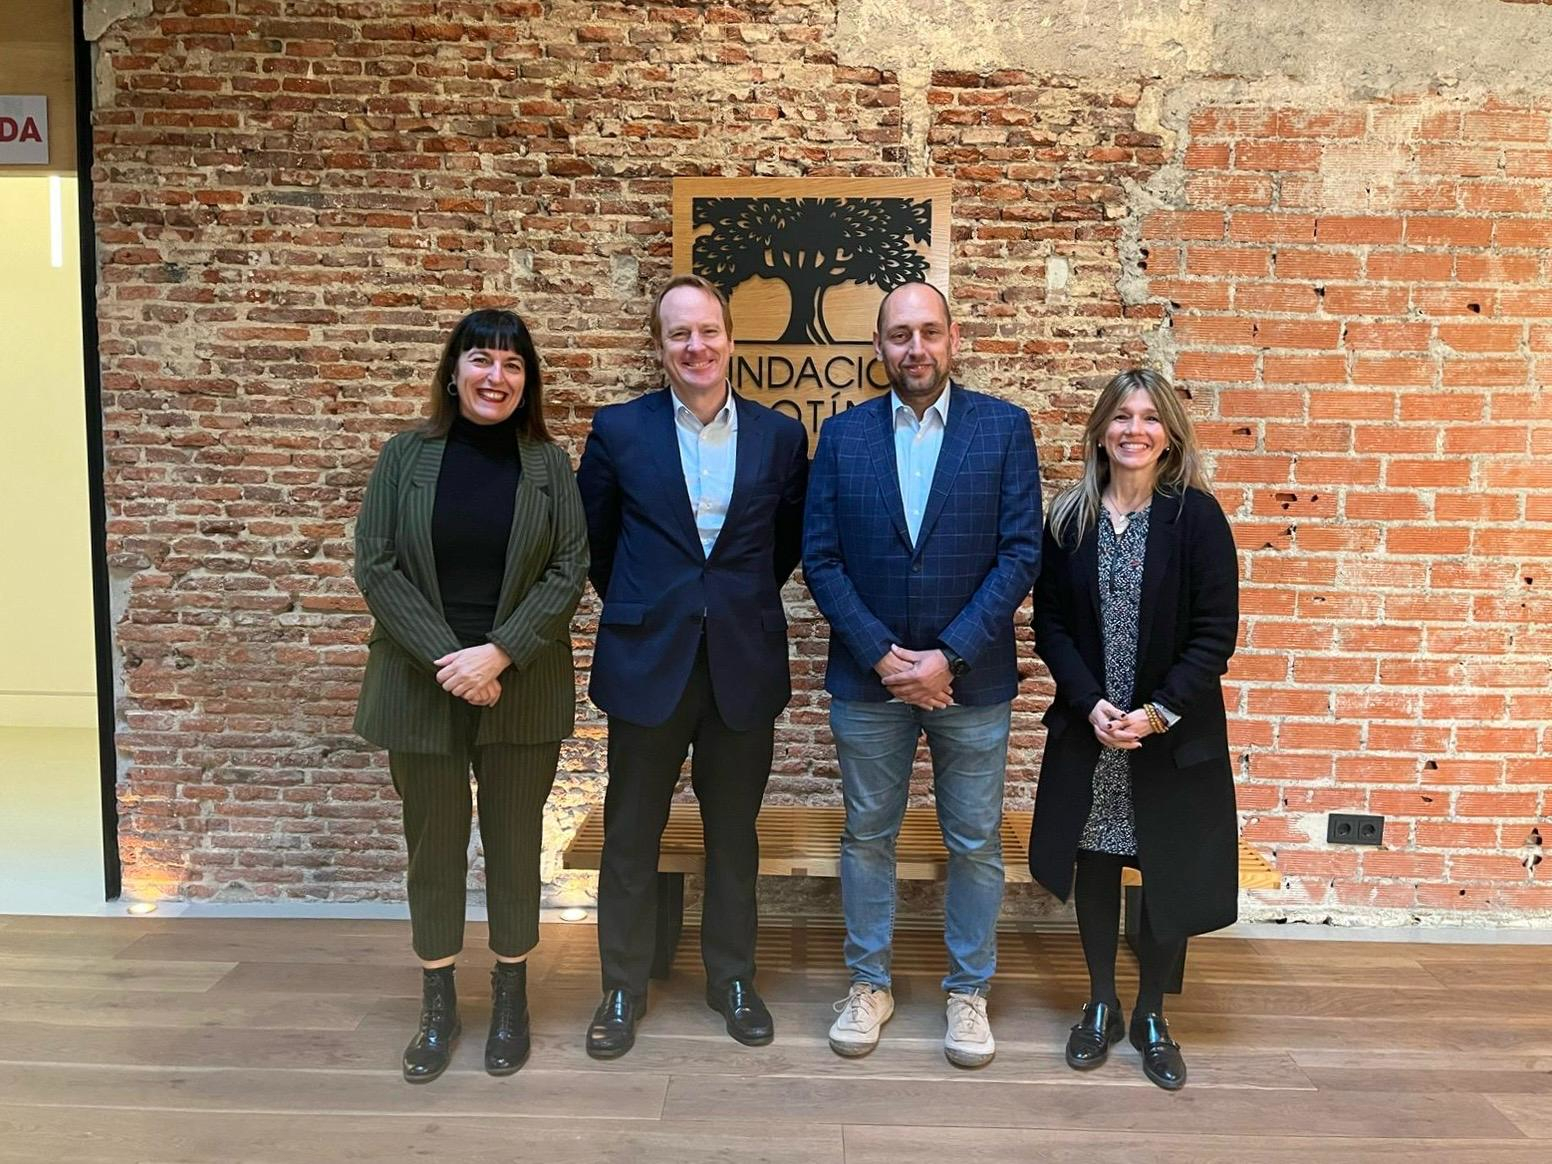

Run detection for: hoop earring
[[445, 380, 458, 397]]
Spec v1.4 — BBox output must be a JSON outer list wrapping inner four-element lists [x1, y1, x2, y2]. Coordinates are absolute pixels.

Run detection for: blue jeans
[[830, 698, 1011, 995]]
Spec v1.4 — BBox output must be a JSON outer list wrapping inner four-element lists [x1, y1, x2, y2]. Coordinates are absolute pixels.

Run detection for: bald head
[[876, 281, 951, 336], [873, 281, 961, 414]]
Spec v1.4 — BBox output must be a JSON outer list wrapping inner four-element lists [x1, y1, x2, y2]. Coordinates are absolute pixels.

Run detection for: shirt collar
[[890, 382, 951, 430], [670, 384, 738, 432]]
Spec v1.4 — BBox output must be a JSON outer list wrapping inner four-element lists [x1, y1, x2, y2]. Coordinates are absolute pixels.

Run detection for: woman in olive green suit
[[354, 309, 587, 1083]]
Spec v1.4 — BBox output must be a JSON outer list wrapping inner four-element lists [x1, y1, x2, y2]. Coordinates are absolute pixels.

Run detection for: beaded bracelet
[[1143, 703, 1168, 735]]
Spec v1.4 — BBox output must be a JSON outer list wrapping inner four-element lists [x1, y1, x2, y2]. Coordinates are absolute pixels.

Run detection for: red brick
[[1417, 145, 1502, 177], [1143, 210, 1225, 240], [1369, 790, 1452, 818], [1494, 219, 1552, 247], [1229, 213, 1317, 242], [1387, 460, 1471, 487], [1308, 391, 1396, 419], [1443, 426, 1527, 453], [1235, 139, 1323, 171], [1218, 389, 1303, 417], [1456, 792, 1540, 817], [1404, 217, 1495, 246], [1366, 251, 1453, 282], [1437, 323, 1524, 352], [1186, 172, 1274, 206], [1399, 393, 1485, 421], [1386, 527, 1470, 555], [1254, 321, 1340, 349], [1324, 285, 1408, 315], [1352, 357, 1433, 386], [1174, 352, 1256, 382], [1344, 491, 1427, 520], [1276, 250, 1361, 280], [1185, 245, 1271, 277], [1462, 109, 1550, 141], [1189, 108, 1277, 136], [1184, 140, 1231, 168], [1344, 322, 1431, 351], [1233, 283, 1321, 313], [1442, 359, 1529, 386], [1415, 822, 1500, 849], [1315, 215, 1403, 243], [1456, 255, 1541, 283], [1263, 355, 1346, 383]]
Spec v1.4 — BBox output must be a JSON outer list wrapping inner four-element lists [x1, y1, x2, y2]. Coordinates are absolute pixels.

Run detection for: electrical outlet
[[1327, 812, 1384, 846]]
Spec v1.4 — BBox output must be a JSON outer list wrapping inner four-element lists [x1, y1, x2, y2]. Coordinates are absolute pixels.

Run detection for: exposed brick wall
[[91, 2, 1549, 921], [1141, 97, 1552, 915]]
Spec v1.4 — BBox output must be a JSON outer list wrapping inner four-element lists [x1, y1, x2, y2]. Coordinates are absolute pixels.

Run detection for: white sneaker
[[944, 990, 995, 1068], [828, 983, 894, 1057]]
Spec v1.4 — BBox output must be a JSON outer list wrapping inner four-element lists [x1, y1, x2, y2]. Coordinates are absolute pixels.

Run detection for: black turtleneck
[[432, 413, 521, 648]]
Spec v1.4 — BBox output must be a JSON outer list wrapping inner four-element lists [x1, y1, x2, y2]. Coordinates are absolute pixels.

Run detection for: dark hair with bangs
[[420, 308, 551, 442]]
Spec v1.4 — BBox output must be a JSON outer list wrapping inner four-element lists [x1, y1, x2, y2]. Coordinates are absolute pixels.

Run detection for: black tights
[[1073, 849, 1186, 1017]]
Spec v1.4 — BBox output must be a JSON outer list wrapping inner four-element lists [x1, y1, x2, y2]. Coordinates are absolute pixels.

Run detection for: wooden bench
[[562, 803, 1279, 991]]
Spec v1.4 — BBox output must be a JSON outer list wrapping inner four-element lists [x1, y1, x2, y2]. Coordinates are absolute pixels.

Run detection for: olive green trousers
[[389, 705, 560, 961]]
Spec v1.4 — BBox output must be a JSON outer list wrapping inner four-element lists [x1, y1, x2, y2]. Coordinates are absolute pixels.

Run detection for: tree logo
[[692, 197, 931, 344], [672, 178, 952, 442]]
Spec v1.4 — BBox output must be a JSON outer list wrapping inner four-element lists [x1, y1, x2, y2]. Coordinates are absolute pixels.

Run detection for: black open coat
[[1028, 487, 1240, 940]]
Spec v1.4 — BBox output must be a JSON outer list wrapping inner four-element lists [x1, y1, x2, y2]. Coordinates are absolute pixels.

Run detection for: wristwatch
[[940, 646, 969, 677]]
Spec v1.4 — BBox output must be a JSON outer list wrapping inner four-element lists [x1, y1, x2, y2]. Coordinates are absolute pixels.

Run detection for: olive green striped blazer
[[352, 429, 588, 754]]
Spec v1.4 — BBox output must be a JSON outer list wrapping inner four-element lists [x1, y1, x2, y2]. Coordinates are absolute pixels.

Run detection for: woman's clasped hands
[[1087, 698, 1157, 750], [434, 643, 512, 707]]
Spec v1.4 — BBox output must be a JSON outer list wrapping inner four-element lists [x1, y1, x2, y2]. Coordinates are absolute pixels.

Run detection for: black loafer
[[586, 989, 645, 1060], [1130, 1011, 1187, 1090], [706, 978, 774, 1046], [1065, 999, 1124, 1070]]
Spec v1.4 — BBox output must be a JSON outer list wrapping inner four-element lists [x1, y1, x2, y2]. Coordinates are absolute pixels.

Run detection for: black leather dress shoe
[[706, 979, 774, 1046], [1130, 1011, 1187, 1090], [1064, 999, 1124, 1070], [403, 966, 460, 1084], [586, 989, 645, 1059], [484, 962, 530, 1076]]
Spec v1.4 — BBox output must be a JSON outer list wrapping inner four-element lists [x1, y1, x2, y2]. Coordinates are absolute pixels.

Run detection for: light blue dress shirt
[[892, 384, 951, 546], [671, 387, 739, 557]]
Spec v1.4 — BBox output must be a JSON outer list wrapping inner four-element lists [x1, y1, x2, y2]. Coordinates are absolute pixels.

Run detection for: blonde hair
[[1047, 369, 1210, 549]]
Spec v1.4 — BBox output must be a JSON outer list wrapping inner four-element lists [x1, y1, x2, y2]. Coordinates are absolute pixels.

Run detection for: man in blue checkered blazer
[[803, 281, 1041, 1068]]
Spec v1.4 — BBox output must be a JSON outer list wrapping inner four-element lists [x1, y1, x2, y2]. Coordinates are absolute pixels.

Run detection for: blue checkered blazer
[[803, 383, 1041, 705]]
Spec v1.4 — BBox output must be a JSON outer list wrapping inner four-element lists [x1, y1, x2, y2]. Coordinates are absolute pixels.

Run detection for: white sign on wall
[[0, 97, 49, 164]]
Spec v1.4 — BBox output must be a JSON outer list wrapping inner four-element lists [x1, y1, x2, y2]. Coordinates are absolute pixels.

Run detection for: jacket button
[[912, 563, 922, 573]]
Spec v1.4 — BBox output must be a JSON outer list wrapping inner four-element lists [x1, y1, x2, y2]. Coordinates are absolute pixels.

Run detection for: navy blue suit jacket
[[803, 384, 1041, 705], [577, 388, 809, 731]]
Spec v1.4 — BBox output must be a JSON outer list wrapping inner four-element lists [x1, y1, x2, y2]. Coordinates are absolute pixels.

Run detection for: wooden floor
[[0, 915, 1548, 1162]]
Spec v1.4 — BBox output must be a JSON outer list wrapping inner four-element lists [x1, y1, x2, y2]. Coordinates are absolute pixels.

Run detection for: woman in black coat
[[1030, 368, 1239, 1090]]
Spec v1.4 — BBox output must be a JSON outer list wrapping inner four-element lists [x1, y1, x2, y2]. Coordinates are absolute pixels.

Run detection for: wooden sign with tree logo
[[673, 178, 952, 446]]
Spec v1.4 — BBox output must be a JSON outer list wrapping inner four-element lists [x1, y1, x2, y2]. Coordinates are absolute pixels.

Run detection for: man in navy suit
[[577, 274, 808, 1058], [803, 282, 1040, 1067]]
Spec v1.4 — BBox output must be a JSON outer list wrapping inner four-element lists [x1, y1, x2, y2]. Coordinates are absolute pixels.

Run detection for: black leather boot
[[485, 961, 531, 1076], [402, 965, 460, 1083]]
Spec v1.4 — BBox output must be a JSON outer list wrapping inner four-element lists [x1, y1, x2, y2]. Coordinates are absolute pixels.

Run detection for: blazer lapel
[[406, 435, 448, 614], [493, 437, 550, 618], [648, 388, 707, 561], [913, 384, 976, 553], [710, 394, 765, 562], [1135, 490, 1183, 668], [863, 397, 913, 552], [1074, 517, 1101, 633]]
